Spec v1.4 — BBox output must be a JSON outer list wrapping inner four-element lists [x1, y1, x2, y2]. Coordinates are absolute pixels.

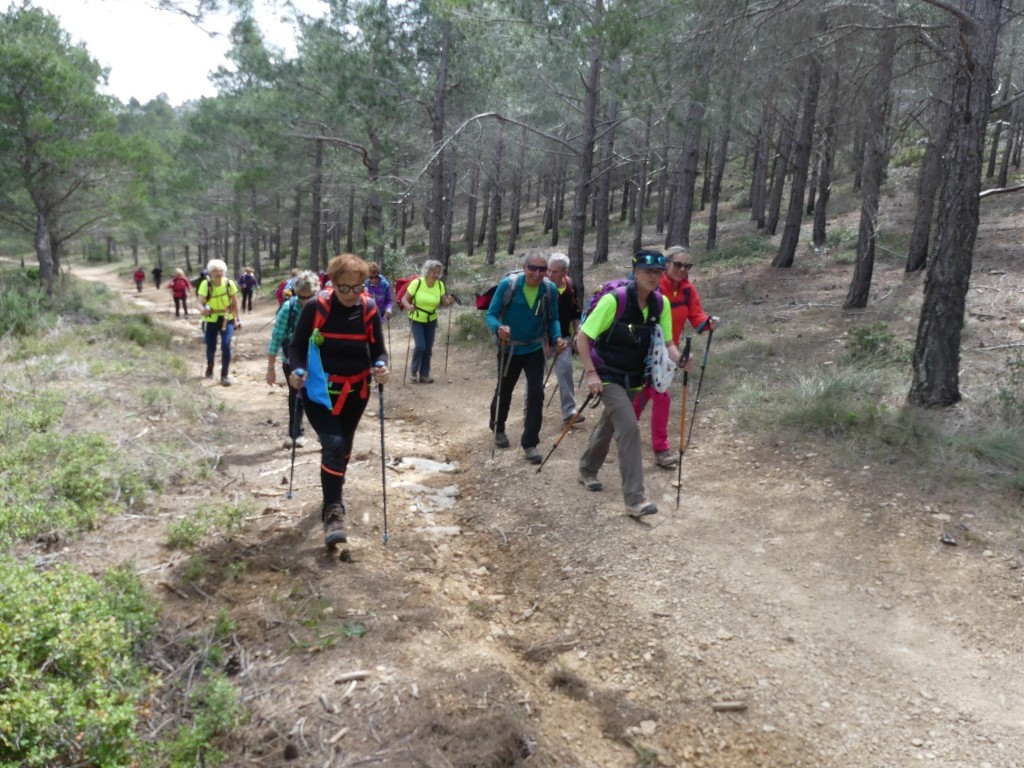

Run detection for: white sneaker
[[295, 436, 306, 447]]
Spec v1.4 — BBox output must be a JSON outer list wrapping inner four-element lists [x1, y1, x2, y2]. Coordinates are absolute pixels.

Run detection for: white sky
[[27, 0, 325, 106]]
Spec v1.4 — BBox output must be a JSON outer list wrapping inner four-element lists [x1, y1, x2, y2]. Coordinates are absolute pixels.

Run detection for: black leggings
[[303, 389, 369, 512], [241, 287, 254, 312], [173, 295, 188, 316]]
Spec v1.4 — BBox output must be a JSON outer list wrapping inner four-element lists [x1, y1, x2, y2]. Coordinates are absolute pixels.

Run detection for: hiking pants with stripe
[[303, 390, 369, 510]]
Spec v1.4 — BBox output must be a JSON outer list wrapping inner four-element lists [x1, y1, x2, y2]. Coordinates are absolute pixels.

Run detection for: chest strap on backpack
[[326, 370, 372, 414]]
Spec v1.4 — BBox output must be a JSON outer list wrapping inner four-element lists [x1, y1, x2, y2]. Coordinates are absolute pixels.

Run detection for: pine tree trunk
[[593, 78, 618, 265], [774, 37, 822, 269], [667, 82, 706, 248], [466, 163, 479, 255], [844, 0, 897, 307], [568, 18, 602, 293], [812, 68, 840, 246], [632, 109, 653, 254], [767, 95, 799, 236], [706, 122, 732, 252], [310, 139, 323, 272], [909, 0, 1002, 407], [486, 123, 504, 265]]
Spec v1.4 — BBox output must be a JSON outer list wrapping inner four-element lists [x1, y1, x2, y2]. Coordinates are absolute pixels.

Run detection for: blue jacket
[[485, 274, 560, 355]]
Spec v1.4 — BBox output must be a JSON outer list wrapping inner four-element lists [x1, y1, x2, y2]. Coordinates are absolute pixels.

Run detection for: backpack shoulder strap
[[313, 292, 331, 330]]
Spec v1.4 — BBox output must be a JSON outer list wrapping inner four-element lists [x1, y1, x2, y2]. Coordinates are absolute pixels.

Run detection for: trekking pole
[[386, 316, 392, 364], [491, 339, 508, 460], [685, 325, 715, 449], [377, 380, 389, 544], [286, 371, 305, 500], [674, 336, 692, 510], [542, 345, 558, 409], [443, 303, 453, 375], [536, 392, 599, 473], [402, 321, 412, 386]]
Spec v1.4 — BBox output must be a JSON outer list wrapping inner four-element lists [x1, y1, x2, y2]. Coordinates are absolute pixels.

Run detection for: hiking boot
[[323, 503, 347, 547], [220, 376, 232, 386], [294, 436, 306, 448], [564, 413, 586, 427], [655, 450, 679, 469], [205, 362, 214, 379], [578, 472, 602, 491], [418, 375, 434, 384], [626, 500, 658, 519], [494, 431, 510, 449], [523, 446, 542, 465]]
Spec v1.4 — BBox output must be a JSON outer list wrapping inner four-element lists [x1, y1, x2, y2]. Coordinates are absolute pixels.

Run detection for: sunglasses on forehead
[[633, 251, 666, 268]]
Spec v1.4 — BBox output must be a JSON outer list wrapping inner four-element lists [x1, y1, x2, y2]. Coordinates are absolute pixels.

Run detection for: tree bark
[[593, 69, 618, 265], [906, 94, 948, 273], [485, 122, 504, 265], [310, 139, 324, 272], [767, 95, 799, 236], [706, 118, 732, 252], [632, 108, 653, 254], [568, 13, 602, 293], [507, 125, 528, 254], [845, 1, 897, 307], [667, 80, 706, 248], [465, 163, 479, 256], [909, 0, 1002, 408], [428, 20, 450, 264], [812, 68, 841, 246], [774, 36, 822, 269]]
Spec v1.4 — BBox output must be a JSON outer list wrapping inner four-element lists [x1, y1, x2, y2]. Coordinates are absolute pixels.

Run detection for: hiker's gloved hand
[[496, 325, 511, 341]]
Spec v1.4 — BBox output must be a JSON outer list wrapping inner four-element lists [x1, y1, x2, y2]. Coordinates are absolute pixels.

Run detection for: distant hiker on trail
[[168, 268, 191, 317], [576, 250, 683, 519], [633, 245, 717, 469], [239, 266, 259, 313], [133, 268, 145, 292], [401, 259, 453, 384], [266, 270, 319, 449], [152, 265, 163, 290], [364, 262, 394, 320], [485, 249, 566, 464], [547, 252, 584, 427], [287, 253, 390, 548], [198, 259, 242, 386]]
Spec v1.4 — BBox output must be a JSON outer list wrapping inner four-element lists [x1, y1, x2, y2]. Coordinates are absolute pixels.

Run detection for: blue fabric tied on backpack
[[304, 340, 332, 409]]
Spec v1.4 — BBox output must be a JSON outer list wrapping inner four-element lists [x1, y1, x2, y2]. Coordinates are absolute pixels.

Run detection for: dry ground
[[57, 211, 1024, 768]]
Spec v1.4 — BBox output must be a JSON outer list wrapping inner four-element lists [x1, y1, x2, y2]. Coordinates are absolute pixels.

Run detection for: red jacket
[[658, 273, 709, 345], [133, 269, 145, 283]]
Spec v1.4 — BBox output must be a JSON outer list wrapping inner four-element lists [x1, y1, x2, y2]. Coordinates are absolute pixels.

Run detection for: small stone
[[640, 720, 657, 736], [716, 628, 734, 641], [911, 738, 924, 747]]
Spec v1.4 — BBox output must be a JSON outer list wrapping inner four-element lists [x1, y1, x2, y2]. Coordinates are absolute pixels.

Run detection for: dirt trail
[[63, 260, 1024, 767]]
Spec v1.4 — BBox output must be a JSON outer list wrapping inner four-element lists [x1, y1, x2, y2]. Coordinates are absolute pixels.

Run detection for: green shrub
[[0, 426, 147, 548], [843, 321, 900, 363], [997, 349, 1024, 421], [160, 673, 245, 768], [100, 314, 173, 349], [0, 269, 47, 336], [0, 560, 156, 767]]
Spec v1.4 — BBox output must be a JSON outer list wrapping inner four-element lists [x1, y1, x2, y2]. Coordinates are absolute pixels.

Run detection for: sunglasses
[[633, 251, 666, 268], [297, 293, 316, 301], [334, 283, 364, 294], [669, 261, 694, 269], [525, 264, 548, 273]]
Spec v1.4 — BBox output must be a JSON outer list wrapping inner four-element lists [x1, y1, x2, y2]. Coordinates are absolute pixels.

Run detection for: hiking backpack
[[477, 270, 557, 329], [393, 275, 420, 310], [580, 279, 668, 384]]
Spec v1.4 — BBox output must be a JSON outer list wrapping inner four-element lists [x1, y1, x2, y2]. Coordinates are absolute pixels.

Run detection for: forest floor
[[56, 205, 1024, 767]]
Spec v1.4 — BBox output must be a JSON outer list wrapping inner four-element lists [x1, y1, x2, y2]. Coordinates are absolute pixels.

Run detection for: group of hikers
[[134, 245, 717, 548]]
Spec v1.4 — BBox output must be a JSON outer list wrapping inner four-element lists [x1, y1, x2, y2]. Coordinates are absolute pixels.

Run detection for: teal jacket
[[484, 274, 561, 355]]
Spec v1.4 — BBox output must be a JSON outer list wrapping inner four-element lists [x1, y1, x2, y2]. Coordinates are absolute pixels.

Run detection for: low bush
[[0, 560, 157, 767]]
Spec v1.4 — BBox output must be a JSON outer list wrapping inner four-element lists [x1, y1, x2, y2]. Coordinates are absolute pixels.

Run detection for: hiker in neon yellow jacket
[[400, 259, 454, 383], [288, 253, 390, 548], [198, 259, 242, 386]]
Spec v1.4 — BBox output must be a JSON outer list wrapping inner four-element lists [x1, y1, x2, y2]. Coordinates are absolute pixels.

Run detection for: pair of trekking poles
[[527, 326, 716, 511], [285, 371, 391, 545]]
